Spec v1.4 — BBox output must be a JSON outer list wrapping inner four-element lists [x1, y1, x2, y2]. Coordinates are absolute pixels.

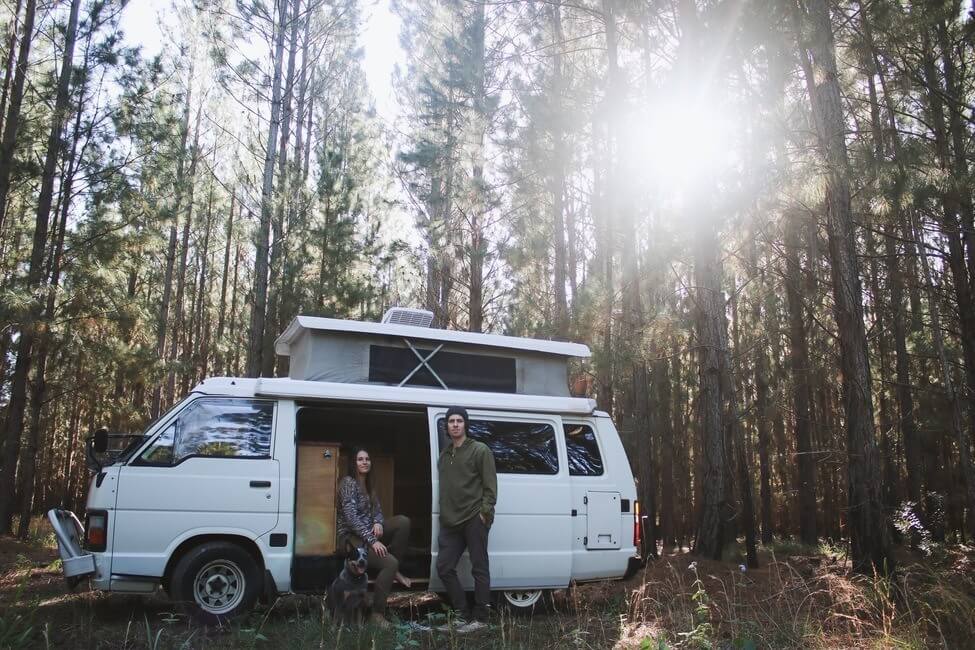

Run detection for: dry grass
[[2, 530, 973, 649], [618, 544, 975, 649]]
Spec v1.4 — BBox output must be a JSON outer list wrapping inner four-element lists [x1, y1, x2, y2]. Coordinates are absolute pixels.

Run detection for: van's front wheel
[[170, 541, 262, 624]]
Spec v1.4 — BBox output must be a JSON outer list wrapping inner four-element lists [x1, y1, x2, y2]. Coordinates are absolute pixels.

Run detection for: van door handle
[[249, 480, 272, 488]]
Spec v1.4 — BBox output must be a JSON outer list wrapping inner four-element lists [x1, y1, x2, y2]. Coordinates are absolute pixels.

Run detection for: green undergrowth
[[0, 591, 630, 649]]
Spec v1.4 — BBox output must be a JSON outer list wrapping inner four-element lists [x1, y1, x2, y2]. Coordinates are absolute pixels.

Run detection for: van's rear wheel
[[170, 541, 262, 624], [496, 589, 548, 615]]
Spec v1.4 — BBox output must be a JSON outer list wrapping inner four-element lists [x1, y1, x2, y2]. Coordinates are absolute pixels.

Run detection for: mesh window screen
[[369, 345, 516, 392]]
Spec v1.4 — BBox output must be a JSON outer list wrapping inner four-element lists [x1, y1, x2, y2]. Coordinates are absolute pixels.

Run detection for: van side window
[[174, 399, 274, 461], [438, 417, 558, 474], [138, 422, 175, 464], [563, 424, 604, 476]]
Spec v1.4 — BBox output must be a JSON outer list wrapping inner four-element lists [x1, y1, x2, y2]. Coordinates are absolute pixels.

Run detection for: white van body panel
[[563, 415, 638, 581], [253, 377, 597, 415], [111, 397, 280, 578], [427, 408, 573, 591], [266, 399, 297, 592]]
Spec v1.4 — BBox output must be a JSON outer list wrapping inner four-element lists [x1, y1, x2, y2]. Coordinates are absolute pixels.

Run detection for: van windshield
[[112, 397, 192, 465], [113, 434, 149, 464]]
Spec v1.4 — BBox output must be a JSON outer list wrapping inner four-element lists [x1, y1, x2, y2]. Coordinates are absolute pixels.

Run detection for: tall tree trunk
[[860, 5, 924, 513], [264, 0, 300, 376], [215, 190, 235, 376], [752, 277, 774, 545], [193, 189, 214, 383], [152, 226, 177, 418], [230, 244, 242, 376], [247, 0, 288, 377], [167, 108, 202, 405], [886, 222, 921, 508], [722, 301, 758, 567], [692, 214, 727, 560], [549, 0, 568, 339], [0, 0, 23, 135], [15, 34, 89, 536], [921, 32, 975, 515], [0, 0, 80, 534], [795, 0, 891, 573], [914, 214, 975, 539], [152, 66, 194, 416], [655, 355, 676, 549], [784, 212, 817, 544], [867, 229, 897, 514], [0, 0, 35, 232], [466, 0, 487, 333]]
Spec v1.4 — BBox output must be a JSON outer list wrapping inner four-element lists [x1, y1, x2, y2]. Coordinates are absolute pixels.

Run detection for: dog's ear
[[344, 538, 355, 557]]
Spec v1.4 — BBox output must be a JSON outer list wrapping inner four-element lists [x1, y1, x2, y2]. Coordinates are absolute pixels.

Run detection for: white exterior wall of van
[[594, 413, 639, 555]]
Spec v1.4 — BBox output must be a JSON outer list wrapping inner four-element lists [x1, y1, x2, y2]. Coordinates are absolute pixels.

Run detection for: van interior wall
[[295, 404, 432, 583]]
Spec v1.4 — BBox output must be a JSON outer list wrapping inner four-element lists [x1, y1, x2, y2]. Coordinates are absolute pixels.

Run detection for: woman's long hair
[[347, 446, 376, 506]]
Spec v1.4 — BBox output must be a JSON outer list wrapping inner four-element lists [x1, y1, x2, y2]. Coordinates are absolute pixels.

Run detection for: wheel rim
[[192, 559, 245, 615], [503, 589, 543, 608]]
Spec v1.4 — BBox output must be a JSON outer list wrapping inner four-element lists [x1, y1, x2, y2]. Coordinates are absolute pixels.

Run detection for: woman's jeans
[[343, 514, 411, 614]]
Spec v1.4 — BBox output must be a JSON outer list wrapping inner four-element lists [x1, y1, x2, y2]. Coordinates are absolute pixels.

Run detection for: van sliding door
[[427, 407, 573, 590]]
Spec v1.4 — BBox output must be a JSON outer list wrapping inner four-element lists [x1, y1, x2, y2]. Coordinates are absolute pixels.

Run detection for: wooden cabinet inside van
[[295, 442, 395, 556]]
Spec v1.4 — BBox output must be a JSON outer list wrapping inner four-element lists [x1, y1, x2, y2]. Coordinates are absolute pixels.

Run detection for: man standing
[[436, 406, 497, 624]]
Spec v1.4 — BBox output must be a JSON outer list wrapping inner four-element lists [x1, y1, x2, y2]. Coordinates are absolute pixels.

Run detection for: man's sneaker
[[472, 605, 492, 622], [455, 619, 487, 633]]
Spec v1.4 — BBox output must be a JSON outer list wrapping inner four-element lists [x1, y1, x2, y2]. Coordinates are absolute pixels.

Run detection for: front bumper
[[47, 509, 96, 586]]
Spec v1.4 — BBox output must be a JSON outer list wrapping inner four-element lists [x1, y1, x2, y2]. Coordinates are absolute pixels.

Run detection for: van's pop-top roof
[[274, 310, 590, 397]]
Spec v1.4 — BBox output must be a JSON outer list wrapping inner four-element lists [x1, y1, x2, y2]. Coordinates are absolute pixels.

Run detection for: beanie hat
[[445, 406, 469, 427]]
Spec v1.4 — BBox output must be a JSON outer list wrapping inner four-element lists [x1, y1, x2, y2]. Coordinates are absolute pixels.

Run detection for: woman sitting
[[336, 446, 412, 627]]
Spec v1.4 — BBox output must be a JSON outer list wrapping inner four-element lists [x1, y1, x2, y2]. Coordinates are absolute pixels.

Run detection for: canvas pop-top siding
[[276, 315, 589, 396]]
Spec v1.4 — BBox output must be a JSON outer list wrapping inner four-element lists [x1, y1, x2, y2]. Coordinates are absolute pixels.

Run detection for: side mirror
[[93, 427, 108, 453]]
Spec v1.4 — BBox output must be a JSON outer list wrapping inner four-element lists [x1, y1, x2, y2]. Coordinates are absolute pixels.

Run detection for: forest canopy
[[0, 0, 973, 578]]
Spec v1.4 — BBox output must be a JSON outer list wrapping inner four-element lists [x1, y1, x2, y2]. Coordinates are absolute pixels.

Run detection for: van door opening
[[292, 404, 432, 592]]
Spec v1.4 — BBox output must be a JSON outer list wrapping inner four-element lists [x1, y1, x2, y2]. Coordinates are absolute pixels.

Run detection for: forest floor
[[1, 523, 973, 649]]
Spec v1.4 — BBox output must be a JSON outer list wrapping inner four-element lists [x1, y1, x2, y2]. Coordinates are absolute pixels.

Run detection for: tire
[[169, 541, 263, 624], [494, 589, 550, 616]]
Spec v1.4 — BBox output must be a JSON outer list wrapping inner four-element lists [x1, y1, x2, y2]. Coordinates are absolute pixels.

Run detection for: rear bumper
[[623, 555, 645, 580], [47, 509, 96, 585]]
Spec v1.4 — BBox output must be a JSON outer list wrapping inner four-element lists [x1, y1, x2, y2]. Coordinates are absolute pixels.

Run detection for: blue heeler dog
[[327, 540, 370, 624]]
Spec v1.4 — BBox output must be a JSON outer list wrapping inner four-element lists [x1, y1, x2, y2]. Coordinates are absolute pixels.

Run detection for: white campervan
[[49, 309, 642, 620]]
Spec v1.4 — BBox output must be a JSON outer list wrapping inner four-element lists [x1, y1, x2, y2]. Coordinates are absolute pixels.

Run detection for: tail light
[[633, 500, 642, 553], [85, 510, 108, 551]]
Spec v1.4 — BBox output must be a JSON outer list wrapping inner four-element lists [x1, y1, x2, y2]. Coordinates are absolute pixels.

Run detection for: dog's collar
[[340, 566, 367, 585]]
